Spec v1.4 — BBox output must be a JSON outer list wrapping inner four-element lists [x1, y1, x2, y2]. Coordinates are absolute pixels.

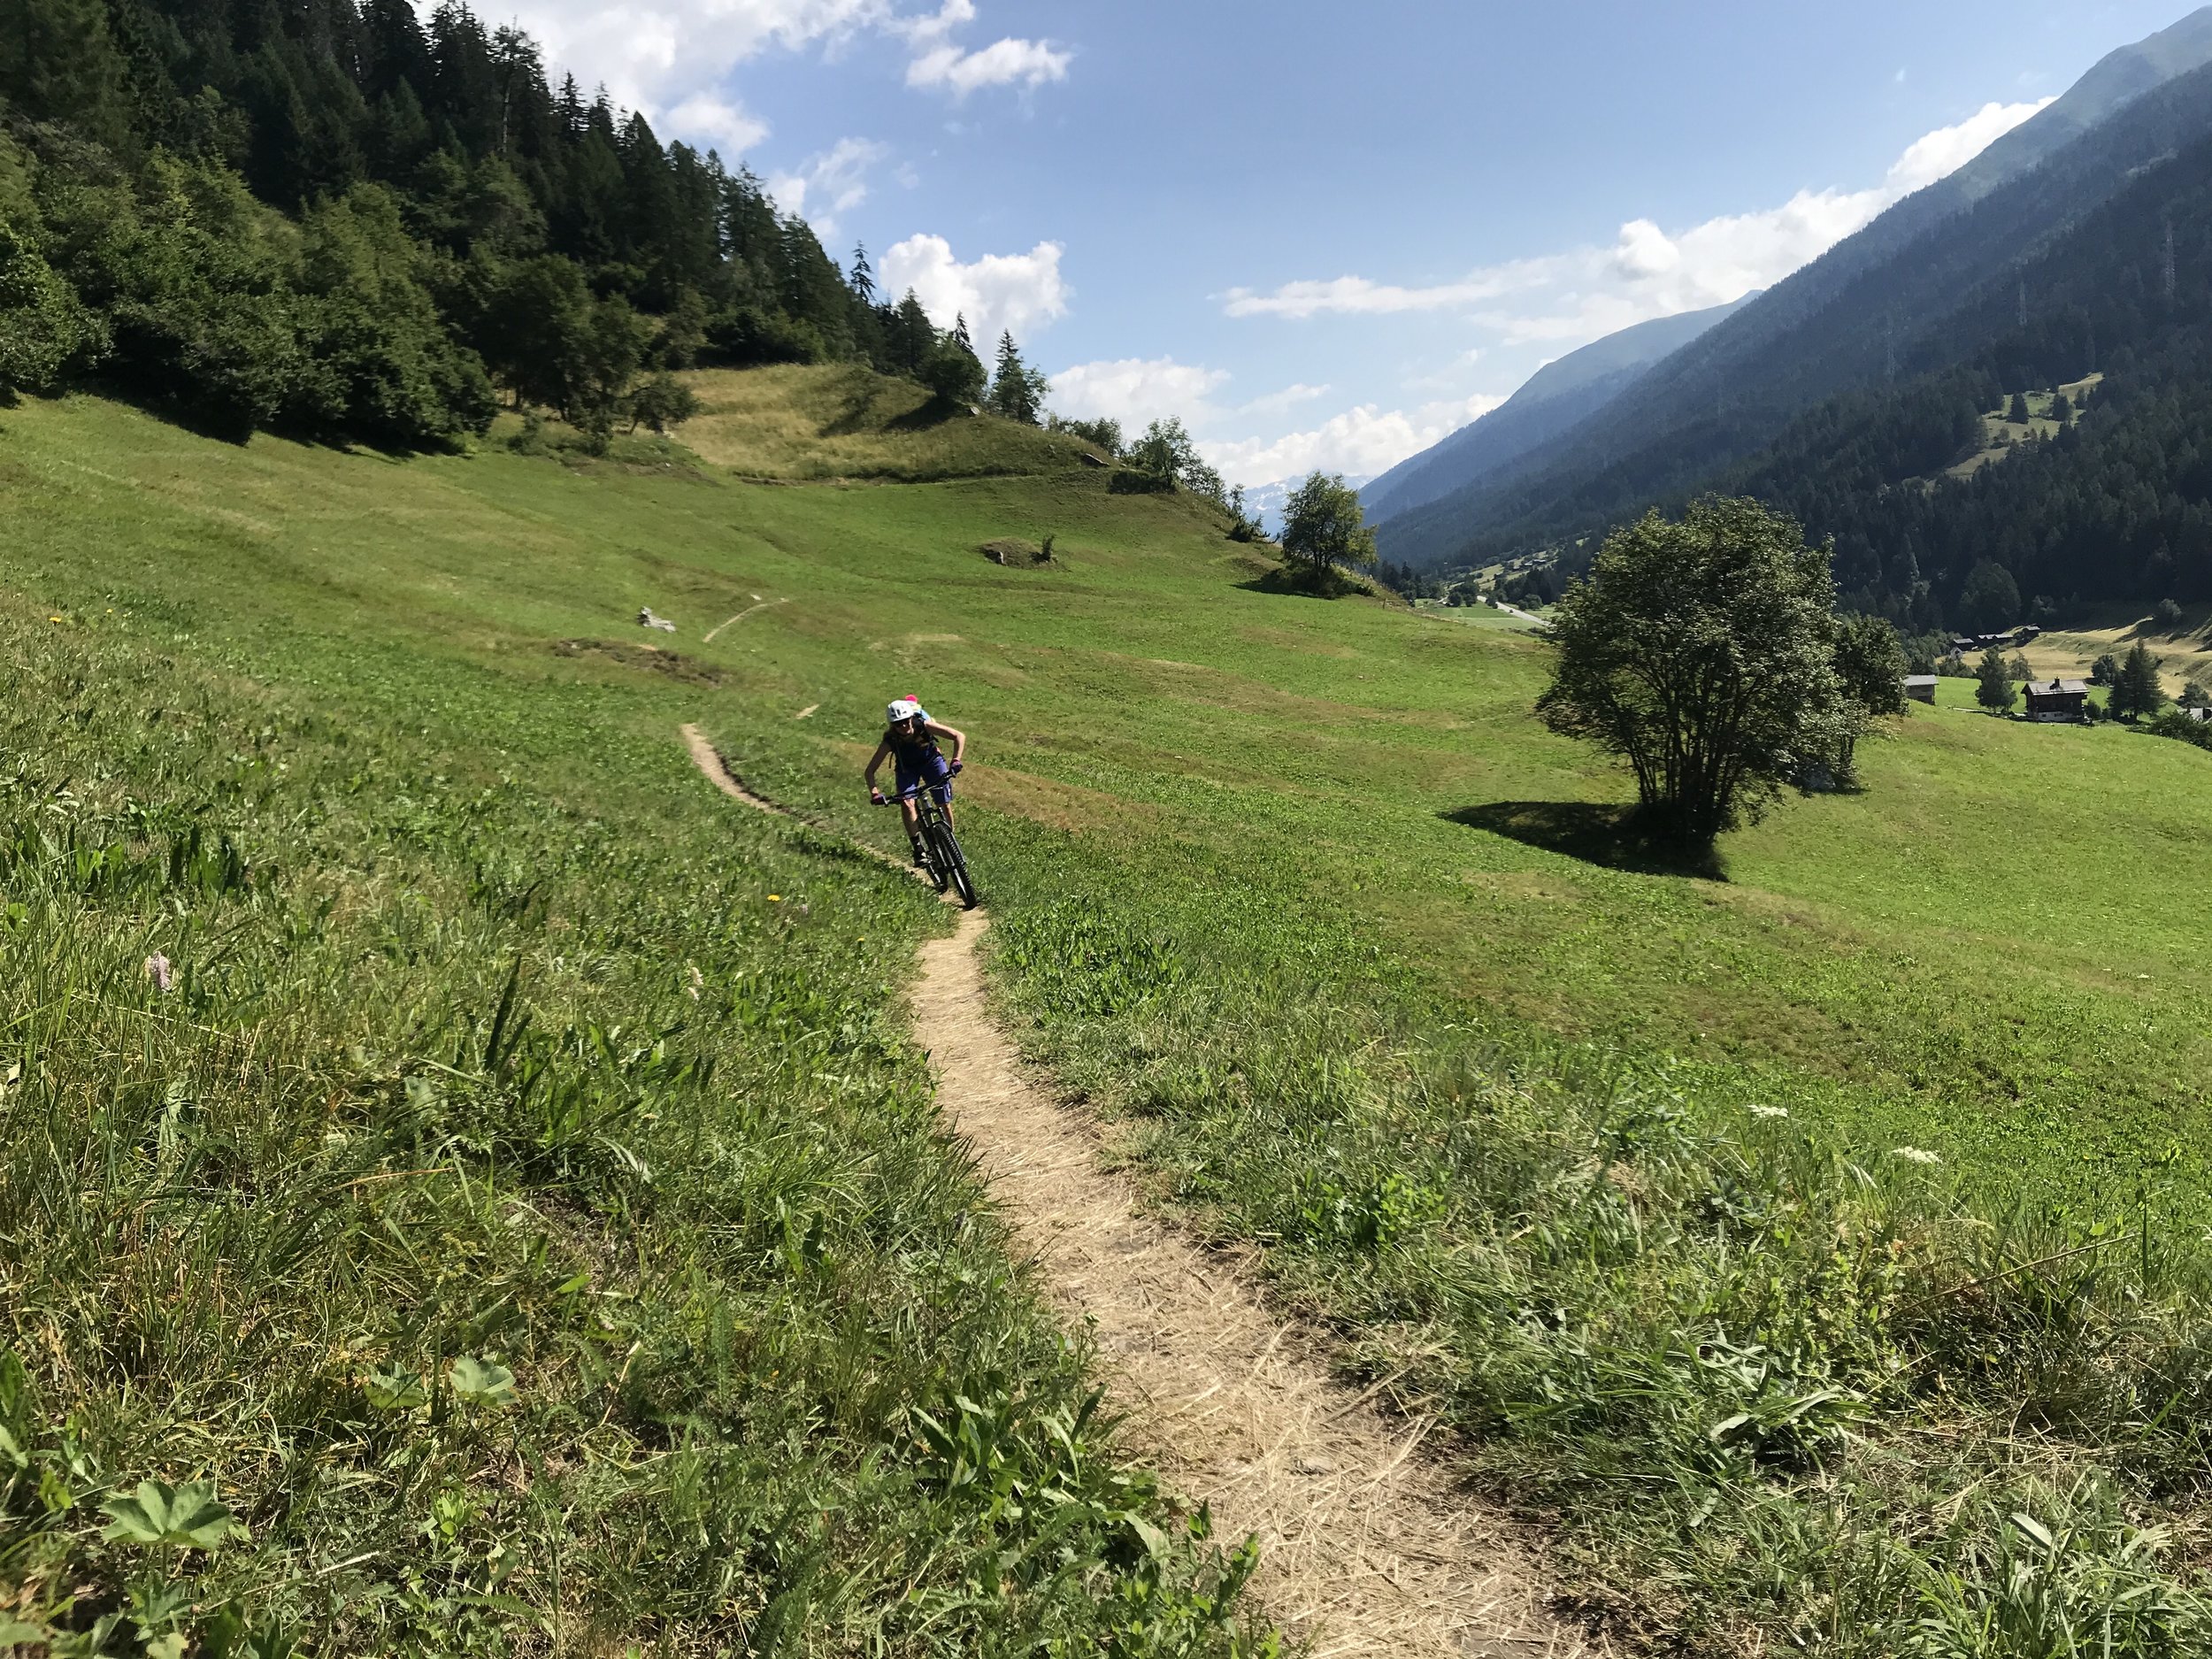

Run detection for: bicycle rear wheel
[[933, 820, 978, 909]]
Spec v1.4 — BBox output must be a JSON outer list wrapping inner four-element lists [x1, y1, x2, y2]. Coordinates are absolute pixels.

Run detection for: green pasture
[[12, 386, 2179, 1209], [9, 379, 2212, 1652]]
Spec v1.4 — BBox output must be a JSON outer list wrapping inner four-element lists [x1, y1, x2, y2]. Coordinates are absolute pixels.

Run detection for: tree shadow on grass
[[1234, 565, 1364, 600], [1443, 801, 1726, 880]]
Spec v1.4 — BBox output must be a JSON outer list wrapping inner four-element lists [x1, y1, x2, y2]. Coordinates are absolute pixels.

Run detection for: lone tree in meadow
[[1832, 611, 1909, 784], [1975, 649, 2017, 713], [1536, 496, 1854, 849], [1279, 472, 1378, 583]]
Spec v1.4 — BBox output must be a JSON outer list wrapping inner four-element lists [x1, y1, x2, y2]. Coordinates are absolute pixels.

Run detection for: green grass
[[0, 399, 1267, 1655], [8, 380, 2212, 1652]]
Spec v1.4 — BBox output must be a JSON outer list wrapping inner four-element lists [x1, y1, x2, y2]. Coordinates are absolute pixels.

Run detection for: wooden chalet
[[1903, 675, 1939, 704], [2023, 678, 2089, 722]]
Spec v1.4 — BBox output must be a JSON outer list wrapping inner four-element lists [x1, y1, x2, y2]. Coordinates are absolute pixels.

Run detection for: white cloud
[[1222, 98, 2055, 348], [1238, 382, 1331, 417], [1047, 357, 1232, 427], [1885, 99, 2047, 192], [666, 93, 770, 155], [766, 137, 890, 238], [485, 0, 1068, 157], [491, 0, 881, 139], [892, 0, 1065, 92], [1201, 395, 1508, 489], [908, 36, 1071, 96], [879, 234, 1071, 347]]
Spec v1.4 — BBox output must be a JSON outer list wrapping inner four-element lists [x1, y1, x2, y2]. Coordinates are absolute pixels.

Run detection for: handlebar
[[871, 763, 962, 805]]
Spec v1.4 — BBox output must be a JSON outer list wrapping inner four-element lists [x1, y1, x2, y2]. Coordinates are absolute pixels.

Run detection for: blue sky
[[502, 0, 2199, 486]]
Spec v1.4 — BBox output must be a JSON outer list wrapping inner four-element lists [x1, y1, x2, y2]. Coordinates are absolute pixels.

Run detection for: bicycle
[[877, 770, 977, 909]]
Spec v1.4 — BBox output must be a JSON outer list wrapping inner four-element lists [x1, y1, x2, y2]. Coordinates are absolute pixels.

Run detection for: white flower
[[1748, 1104, 1790, 1120], [1890, 1146, 1942, 1166], [144, 954, 173, 994]]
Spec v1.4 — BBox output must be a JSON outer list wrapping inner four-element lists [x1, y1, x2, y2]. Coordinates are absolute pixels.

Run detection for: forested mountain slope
[[0, 0, 1002, 449], [1360, 294, 1750, 524], [1730, 127, 2212, 622], [1379, 12, 2212, 572]]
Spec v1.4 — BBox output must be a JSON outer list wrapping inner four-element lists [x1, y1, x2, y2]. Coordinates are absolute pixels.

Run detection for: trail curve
[[681, 724, 1586, 1658]]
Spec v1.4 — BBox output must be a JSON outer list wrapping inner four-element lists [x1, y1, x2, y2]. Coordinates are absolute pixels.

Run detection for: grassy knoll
[[0, 402, 1264, 1654], [9, 379, 2212, 1651], [673, 365, 1096, 480]]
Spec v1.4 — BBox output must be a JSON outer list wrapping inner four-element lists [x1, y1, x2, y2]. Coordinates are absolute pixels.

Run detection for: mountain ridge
[[1359, 295, 1755, 525], [1375, 6, 2212, 572]]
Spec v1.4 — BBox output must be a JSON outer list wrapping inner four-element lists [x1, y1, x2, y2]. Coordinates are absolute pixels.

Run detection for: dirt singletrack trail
[[682, 725, 1585, 1658]]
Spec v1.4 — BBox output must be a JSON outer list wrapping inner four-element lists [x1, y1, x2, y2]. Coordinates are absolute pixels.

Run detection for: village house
[[2023, 678, 2090, 722]]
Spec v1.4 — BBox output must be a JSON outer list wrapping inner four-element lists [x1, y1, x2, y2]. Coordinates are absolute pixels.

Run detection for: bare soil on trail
[[682, 726, 1586, 1658]]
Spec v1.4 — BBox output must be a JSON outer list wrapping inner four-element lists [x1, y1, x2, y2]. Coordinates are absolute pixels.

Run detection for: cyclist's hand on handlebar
[[869, 787, 886, 805], [949, 761, 964, 775]]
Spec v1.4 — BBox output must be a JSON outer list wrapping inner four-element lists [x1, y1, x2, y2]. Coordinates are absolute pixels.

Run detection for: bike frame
[[882, 776, 975, 907]]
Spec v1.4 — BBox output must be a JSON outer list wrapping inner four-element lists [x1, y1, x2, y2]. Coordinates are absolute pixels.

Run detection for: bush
[[626, 371, 698, 435], [0, 218, 101, 394], [2154, 597, 2185, 632]]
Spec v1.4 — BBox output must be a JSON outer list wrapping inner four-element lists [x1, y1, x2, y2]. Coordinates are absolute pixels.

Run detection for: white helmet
[[887, 698, 925, 725]]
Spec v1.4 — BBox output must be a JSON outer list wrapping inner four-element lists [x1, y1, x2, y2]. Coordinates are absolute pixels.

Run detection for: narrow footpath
[[681, 725, 1585, 1659]]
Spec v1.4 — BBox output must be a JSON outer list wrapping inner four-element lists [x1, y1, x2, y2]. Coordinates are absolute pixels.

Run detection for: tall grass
[[0, 611, 1267, 1655], [977, 832, 2212, 1655]]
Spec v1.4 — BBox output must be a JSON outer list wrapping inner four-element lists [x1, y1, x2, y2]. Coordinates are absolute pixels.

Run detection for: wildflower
[[1748, 1104, 1789, 1120], [144, 953, 173, 993], [686, 965, 703, 1001], [767, 894, 781, 902], [47, 616, 61, 624], [1890, 1146, 1941, 1166]]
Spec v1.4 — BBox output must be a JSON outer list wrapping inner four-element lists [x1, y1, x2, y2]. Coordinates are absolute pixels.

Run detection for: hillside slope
[[1361, 295, 1753, 524], [12, 380, 2212, 1650], [676, 364, 1102, 480], [1380, 12, 2212, 571]]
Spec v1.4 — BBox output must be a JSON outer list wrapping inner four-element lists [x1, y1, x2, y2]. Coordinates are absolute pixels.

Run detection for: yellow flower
[[48, 616, 62, 624], [767, 894, 781, 902]]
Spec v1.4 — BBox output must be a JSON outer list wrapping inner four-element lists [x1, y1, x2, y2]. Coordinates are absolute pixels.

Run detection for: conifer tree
[[2110, 641, 2167, 720], [0, 0, 132, 145], [987, 331, 1048, 425]]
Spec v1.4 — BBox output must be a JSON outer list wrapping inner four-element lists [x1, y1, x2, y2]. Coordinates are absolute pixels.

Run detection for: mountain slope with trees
[[0, 0, 1050, 449], [1377, 11, 2212, 574], [1359, 293, 1753, 525]]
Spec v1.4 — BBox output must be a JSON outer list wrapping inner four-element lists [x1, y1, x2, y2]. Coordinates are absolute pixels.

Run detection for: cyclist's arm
[[925, 721, 966, 764], [863, 740, 891, 787]]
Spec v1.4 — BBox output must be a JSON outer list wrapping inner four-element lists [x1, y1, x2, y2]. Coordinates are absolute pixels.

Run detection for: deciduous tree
[[1976, 649, 2017, 712], [1536, 497, 1851, 849], [1832, 612, 1909, 783], [1279, 472, 1377, 581], [1958, 560, 2021, 633]]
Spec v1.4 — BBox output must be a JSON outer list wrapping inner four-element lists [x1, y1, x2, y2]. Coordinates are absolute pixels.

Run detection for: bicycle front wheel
[[933, 821, 978, 910], [919, 813, 951, 892]]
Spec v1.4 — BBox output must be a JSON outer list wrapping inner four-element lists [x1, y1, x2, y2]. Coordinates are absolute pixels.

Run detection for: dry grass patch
[[676, 365, 1092, 480]]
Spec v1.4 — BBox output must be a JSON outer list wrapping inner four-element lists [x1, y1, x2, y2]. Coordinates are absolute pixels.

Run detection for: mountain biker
[[865, 696, 967, 865]]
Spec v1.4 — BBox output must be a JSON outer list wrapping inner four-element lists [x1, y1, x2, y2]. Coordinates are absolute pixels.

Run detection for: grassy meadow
[[8, 372, 2212, 1652], [0, 396, 1267, 1655]]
